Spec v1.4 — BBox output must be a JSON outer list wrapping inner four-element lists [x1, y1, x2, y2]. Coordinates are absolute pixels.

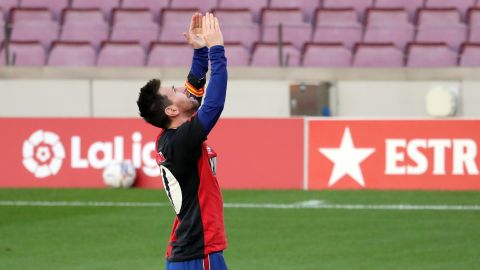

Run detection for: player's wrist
[[207, 41, 224, 48], [194, 47, 209, 57], [192, 44, 206, 49], [186, 72, 206, 97], [209, 45, 225, 59]]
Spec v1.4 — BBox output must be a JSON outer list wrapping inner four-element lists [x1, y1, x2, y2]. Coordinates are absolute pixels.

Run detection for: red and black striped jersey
[[156, 116, 227, 262], [154, 45, 228, 262]]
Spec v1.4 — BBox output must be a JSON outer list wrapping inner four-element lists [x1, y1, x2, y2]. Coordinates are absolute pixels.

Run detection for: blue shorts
[[166, 252, 227, 270]]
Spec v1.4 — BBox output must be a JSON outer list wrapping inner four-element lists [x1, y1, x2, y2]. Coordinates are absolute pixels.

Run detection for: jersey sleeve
[[185, 47, 208, 106], [173, 46, 227, 152], [197, 46, 228, 135]]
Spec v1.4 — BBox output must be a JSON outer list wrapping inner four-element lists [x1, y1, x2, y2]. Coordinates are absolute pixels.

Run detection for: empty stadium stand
[[1, 0, 480, 67]]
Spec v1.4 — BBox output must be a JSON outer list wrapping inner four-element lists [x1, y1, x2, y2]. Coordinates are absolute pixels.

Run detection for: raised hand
[[184, 12, 207, 49], [201, 13, 224, 48]]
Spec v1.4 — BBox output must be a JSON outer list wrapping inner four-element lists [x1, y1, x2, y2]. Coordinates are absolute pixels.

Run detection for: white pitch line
[[0, 201, 169, 207], [224, 203, 480, 211], [0, 200, 480, 211]]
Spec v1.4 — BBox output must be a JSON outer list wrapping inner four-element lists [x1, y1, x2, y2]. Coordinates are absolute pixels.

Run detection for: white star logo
[[319, 127, 375, 187]]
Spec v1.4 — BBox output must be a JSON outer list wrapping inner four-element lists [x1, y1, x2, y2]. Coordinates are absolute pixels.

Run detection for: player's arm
[[185, 48, 208, 106], [173, 13, 225, 152], [197, 13, 227, 135], [184, 13, 208, 106]]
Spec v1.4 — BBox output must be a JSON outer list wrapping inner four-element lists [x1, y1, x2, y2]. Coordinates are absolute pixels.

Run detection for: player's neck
[[168, 115, 189, 129]]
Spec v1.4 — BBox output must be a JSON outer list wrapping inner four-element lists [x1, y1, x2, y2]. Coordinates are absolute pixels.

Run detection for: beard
[[183, 98, 200, 117]]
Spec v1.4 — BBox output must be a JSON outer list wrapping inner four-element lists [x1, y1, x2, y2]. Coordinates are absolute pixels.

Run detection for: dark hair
[[137, 79, 172, 129]]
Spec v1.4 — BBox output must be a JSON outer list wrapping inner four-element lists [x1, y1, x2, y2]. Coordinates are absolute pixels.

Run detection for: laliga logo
[[70, 132, 159, 177], [22, 130, 158, 178], [22, 130, 65, 178]]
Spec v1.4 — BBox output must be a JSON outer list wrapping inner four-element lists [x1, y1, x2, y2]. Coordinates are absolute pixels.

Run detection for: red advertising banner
[[210, 118, 304, 189], [308, 120, 480, 190], [6, 117, 478, 190], [0, 118, 304, 189]]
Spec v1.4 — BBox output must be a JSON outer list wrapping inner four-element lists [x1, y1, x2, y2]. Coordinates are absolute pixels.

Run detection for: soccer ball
[[102, 160, 136, 188]]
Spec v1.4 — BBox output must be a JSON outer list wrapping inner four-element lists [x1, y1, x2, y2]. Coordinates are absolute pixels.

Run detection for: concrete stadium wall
[[1, 67, 480, 118], [91, 79, 291, 117], [0, 79, 292, 117], [461, 82, 480, 117], [333, 81, 480, 117], [333, 81, 461, 117], [0, 80, 91, 117]]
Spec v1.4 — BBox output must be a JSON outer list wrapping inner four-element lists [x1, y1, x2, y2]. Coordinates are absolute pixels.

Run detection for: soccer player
[[136, 13, 228, 270]]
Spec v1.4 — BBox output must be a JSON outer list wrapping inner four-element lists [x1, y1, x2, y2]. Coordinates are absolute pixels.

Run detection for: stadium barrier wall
[[2, 78, 480, 118], [1, 118, 479, 190], [0, 118, 304, 189], [307, 119, 480, 190], [0, 79, 291, 118]]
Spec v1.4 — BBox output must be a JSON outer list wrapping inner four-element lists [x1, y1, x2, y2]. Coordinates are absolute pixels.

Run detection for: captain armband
[[185, 73, 206, 97]]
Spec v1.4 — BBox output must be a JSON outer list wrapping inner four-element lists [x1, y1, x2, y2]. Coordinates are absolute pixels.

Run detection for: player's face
[[159, 86, 199, 116]]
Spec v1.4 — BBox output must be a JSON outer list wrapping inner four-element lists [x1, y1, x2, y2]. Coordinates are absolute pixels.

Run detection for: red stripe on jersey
[[166, 217, 180, 258], [203, 254, 210, 270], [197, 142, 228, 255], [155, 131, 165, 165]]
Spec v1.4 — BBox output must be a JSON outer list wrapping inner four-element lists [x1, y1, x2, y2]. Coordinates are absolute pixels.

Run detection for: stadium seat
[[112, 8, 157, 25], [212, 8, 259, 48], [0, 40, 45, 66], [468, 7, 480, 43], [0, 42, 4, 65], [260, 8, 312, 49], [170, 0, 218, 13], [147, 42, 192, 67], [269, 0, 320, 21], [10, 6, 52, 21], [352, 43, 404, 67], [415, 8, 467, 50], [363, 8, 414, 49], [224, 42, 250, 66], [312, 8, 362, 49], [97, 41, 145, 66], [19, 0, 68, 20], [110, 8, 159, 49], [218, 0, 269, 20], [9, 8, 59, 48], [406, 42, 458, 67], [59, 8, 108, 50], [0, 0, 18, 18], [121, 0, 169, 19], [250, 42, 300, 67], [47, 41, 96, 66], [0, 9, 4, 44], [70, 0, 120, 20], [322, 0, 374, 18], [302, 42, 351, 67], [459, 43, 480, 66], [425, 0, 475, 20], [159, 8, 199, 42], [374, 0, 424, 20]]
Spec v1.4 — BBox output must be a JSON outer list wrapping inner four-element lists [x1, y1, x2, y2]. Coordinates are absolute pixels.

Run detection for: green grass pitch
[[1, 188, 479, 270]]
